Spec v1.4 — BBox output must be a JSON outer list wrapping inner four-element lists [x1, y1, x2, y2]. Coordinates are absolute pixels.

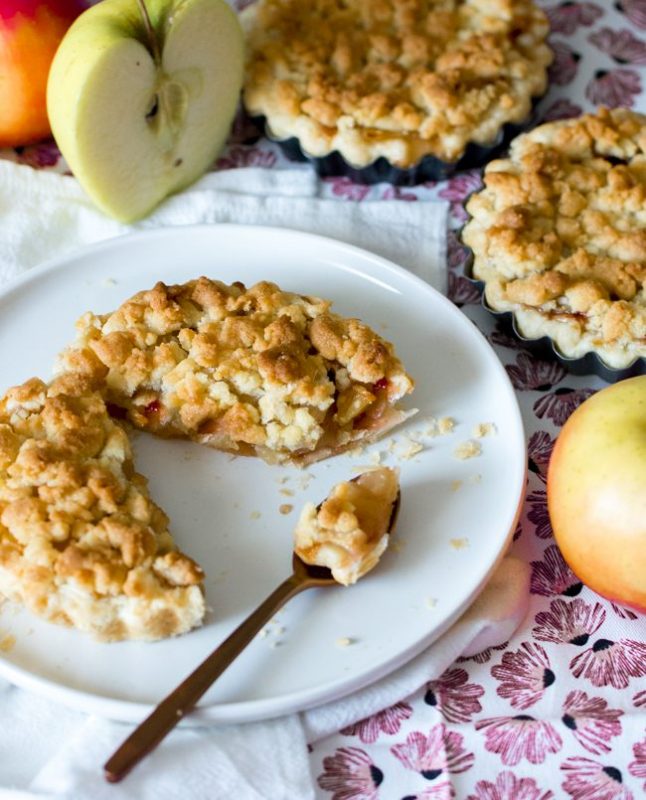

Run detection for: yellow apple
[[547, 375, 646, 612], [47, 0, 244, 221]]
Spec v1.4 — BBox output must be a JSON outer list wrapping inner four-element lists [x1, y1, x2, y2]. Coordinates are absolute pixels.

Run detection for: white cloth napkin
[[0, 160, 529, 799], [0, 160, 448, 294]]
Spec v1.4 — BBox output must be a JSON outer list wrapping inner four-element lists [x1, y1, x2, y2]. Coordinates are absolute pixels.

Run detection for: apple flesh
[[0, 0, 88, 147], [47, 0, 244, 221], [547, 376, 646, 612]]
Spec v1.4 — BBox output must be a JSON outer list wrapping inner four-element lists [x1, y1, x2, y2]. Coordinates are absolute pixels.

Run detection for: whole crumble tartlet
[[463, 107, 646, 371], [0, 375, 205, 641], [56, 278, 415, 465], [241, 0, 552, 177]]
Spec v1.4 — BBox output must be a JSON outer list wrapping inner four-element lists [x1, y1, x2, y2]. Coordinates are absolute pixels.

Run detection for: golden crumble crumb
[[450, 538, 470, 550], [454, 440, 482, 460], [399, 439, 424, 460], [335, 636, 354, 647], [280, 488, 294, 497], [250, 511, 261, 520], [279, 503, 294, 515], [473, 422, 497, 438], [451, 480, 463, 492], [438, 417, 456, 435]]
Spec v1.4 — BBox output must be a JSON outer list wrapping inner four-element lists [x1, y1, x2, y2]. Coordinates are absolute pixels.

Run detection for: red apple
[[547, 376, 646, 612], [0, 0, 89, 147]]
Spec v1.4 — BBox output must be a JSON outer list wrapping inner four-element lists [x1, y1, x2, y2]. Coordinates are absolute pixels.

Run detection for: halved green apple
[[47, 0, 244, 221]]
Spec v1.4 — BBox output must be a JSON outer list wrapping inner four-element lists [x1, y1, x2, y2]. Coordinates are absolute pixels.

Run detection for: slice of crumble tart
[[0, 375, 204, 641], [56, 278, 415, 465]]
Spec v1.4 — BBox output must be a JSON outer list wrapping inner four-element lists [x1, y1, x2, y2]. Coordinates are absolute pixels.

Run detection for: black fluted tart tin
[[461, 244, 646, 384], [250, 96, 545, 186]]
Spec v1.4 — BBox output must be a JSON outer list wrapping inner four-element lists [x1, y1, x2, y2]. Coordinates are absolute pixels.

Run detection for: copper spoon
[[103, 488, 401, 783]]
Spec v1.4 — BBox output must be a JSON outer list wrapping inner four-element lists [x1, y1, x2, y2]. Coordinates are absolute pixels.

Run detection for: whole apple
[[0, 0, 89, 147], [47, 0, 244, 221], [547, 375, 646, 612]]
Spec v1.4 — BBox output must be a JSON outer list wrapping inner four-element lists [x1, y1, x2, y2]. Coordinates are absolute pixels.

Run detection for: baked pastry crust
[[294, 467, 399, 585], [242, 0, 551, 168], [463, 107, 646, 369], [56, 278, 415, 465], [0, 375, 204, 642]]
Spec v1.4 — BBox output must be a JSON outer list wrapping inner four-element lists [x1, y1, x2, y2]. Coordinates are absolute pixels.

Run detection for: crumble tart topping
[[0, 375, 204, 642], [294, 466, 400, 585], [463, 107, 646, 369], [242, 0, 551, 167], [56, 278, 415, 465]]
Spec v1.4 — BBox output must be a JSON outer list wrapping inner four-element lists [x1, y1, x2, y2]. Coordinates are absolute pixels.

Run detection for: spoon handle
[[104, 571, 306, 783]]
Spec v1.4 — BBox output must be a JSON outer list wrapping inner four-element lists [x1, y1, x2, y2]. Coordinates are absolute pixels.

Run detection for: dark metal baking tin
[[251, 102, 542, 185], [461, 245, 646, 384]]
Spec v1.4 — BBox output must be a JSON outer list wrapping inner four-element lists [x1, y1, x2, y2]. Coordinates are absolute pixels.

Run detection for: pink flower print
[[533, 388, 595, 427], [615, 0, 646, 29], [528, 431, 556, 484], [561, 691, 623, 755], [447, 231, 469, 271], [341, 702, 412, 744], [610, 603, 638, 621], [526, 489, 551, 538], [391, 724, 475, 778], [438, 172, 483, 223], [492, 642, 555, 710], [476, 715, 562, 766], [585, 69, 642, 108], [227, 108, 263, 145], [448, 271, 481, 306], [561, 757, 633, 800], [633, 690, 646, 708], [628, 738, 646, 791], [400, 784, 456, 800], [506, 352, 567, 391], [466, 771, 555, 800], [545, 2, 603, 34], [548, 41, 581, 85], [216, 145, 277, 170], [324, 176, 372, 201], [570, 638, 646, 689], [457, 641, 508, 665], [424, 668, 484, 723], [533, 598, 606, 646], [541, 98, 584, 122], [530, 544, 583, 598], [489, 325, 529, 351], [14, 140, 62, 169], [318, 747, 383, 800], [589, 28, 646, 65], [381, 186, 418, 201]]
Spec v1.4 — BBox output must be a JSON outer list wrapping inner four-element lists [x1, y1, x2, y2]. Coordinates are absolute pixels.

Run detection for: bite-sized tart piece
[[294, 467, 400, 585], [0, 375, 205, 641], [56, 278, 415, 465], [463, 107, 646, 371], [241, 0, 551, 175]]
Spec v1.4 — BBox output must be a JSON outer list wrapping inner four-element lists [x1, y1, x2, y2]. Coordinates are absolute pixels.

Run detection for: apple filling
[[294, 467, 400, 585], [55, 278, 415, 465]]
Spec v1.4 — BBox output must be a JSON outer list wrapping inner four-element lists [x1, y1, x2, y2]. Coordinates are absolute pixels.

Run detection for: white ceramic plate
[[0, 225, 525, 724]]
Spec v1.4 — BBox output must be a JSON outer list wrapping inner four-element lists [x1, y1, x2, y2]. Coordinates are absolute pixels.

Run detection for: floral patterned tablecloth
[[2, 1, 646, 798]]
